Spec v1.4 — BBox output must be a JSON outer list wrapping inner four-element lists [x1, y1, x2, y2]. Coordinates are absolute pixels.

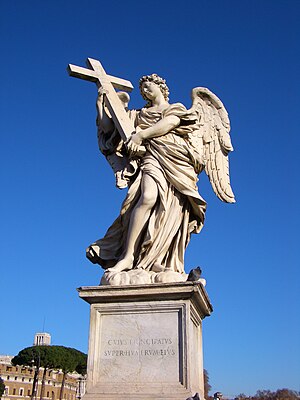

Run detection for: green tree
[[12, 346, 87, 400], [54, 347, 87, 400], [234, 395, 251, 400], [252, 389, 300, 400], [235, 389, 300, 400], [0, 377, 5, 398], [204, 369, 212, 400]]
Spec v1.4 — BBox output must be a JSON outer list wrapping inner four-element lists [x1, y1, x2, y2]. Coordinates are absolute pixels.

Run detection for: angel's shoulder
[[162, 102, 188, 117]]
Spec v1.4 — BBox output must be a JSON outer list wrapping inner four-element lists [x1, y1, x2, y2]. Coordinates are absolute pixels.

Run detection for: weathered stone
[[78, 281, 212, 400], [68, 60, 235, 285]]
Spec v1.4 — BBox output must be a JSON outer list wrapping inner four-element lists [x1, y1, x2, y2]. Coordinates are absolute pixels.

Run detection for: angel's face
[[141, 81, 162, 101]]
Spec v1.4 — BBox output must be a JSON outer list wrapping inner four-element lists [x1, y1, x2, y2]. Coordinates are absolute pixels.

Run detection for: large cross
[[67, 58, 136, 141]]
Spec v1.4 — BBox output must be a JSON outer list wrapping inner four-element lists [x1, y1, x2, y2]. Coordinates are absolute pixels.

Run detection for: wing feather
[[190, 87, 235, 203]]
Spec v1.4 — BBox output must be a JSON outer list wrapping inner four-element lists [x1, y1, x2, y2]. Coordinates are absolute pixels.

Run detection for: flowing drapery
[[87, 103, 206, 273]]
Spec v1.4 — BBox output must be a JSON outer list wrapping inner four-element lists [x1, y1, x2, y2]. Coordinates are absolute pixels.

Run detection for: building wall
[[0, 364, 79, 400], [33, 334, 51, 347]]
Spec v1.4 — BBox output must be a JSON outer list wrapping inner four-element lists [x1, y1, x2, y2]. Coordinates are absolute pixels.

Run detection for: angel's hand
[[96, 88, 113, 128], [96, 88, 107, 106], [126, 132, 143, 155]]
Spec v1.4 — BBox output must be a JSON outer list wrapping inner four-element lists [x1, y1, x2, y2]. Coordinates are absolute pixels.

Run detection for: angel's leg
[[107, 173, 158, 272]]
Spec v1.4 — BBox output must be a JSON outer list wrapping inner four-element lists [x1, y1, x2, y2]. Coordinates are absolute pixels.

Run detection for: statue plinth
[[78, 282, 212, 400]]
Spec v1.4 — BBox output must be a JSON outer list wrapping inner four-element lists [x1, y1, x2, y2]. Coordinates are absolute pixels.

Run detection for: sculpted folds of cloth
[[68, 60, 235, 286]]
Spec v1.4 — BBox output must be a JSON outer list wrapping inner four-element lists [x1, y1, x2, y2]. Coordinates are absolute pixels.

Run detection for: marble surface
[[69, 59, 235, 285], [78, 282, 212, 399]]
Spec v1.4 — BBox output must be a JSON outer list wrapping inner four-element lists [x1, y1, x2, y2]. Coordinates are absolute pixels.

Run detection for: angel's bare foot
[[152, 263, 164, 272], [107, 256, 134, 273]]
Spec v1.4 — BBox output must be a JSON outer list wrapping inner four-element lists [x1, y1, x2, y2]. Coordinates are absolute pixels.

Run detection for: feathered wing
[[189, 87, 235, 203]]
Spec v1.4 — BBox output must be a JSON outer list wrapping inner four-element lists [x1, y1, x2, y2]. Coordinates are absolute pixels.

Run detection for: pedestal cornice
[[78, 281, 213, 319]]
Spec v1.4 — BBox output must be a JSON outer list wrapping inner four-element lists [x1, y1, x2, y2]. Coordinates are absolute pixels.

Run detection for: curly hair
[[139, 73, 170, 106]]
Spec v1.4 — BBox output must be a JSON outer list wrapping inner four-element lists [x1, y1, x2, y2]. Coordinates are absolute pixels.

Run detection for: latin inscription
[[102, 337, 176, 358], [97, 312, 180, 383]]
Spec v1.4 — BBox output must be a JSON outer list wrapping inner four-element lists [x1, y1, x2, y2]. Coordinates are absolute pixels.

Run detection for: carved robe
[[87, 103, 207, 273]]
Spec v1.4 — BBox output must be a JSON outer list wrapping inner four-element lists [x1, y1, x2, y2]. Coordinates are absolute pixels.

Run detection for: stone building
[[33, 333, 51, 347], [0, 333, 86, 400], [0, 362, 79, 400]]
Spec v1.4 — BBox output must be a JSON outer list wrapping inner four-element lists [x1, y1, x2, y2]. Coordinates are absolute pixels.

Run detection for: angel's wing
[[190, 87, 235, 203]]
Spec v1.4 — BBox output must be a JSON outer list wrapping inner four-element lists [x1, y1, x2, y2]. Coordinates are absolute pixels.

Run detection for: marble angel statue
[[86, 73, 235, 285]]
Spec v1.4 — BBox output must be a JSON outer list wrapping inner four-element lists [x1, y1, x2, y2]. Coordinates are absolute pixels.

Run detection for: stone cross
[[68, 58, 135, 141]]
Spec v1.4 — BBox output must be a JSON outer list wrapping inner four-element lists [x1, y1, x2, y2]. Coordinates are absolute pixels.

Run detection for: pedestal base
[[78, 282, 212, 400]]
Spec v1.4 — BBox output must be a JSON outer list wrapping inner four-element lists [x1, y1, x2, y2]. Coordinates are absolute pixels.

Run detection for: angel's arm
[[141, 115, 180, 139], [127, 115, 180, 154]]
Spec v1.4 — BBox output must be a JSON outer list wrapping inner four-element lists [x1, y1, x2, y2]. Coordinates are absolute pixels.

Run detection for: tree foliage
[[12, 345, 87, 374], [12, 346, 87, 400], [204, 369, 212, 400], [234, 388, 300, 400]]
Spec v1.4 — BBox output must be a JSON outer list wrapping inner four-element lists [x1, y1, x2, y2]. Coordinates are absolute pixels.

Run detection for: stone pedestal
[[78, 282, 212, 400]]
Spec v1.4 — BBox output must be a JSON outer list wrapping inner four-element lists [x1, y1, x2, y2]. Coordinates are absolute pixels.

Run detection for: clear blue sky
[[0, 0, 299, 397]]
